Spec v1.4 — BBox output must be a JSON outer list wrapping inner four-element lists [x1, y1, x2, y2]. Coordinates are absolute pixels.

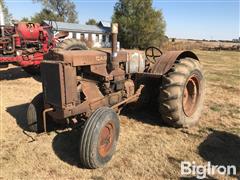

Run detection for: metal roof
[[44, 20, 110, 33], [99, 21, 111, 28]]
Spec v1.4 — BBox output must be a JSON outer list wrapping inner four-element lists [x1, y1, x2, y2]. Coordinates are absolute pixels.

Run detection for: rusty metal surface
[[51, 50, 108, 65], [54, 31, 69, 39], [98, 121, 115, 157], [151, 51, 199, 75], [63, 64, 78, 105], [45, 49, 132, 66], [108, 92, 122, 106], [111, 85, 144, 109], [81, 80, 104, 103], [183, 74, 200, 117], [90, 64, 112, 79], [124, 79, 135, 98], [43, 107, 54, 133]]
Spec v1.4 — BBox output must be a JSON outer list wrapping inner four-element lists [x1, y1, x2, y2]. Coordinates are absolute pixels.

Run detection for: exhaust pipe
[[111, 23, 118, 70], [0, 3, 5, 37]]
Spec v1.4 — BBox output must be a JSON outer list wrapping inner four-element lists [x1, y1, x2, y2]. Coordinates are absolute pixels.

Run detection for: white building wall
[[55, 31, 110, 48], [99, 34, 103, 43], [68, 32, 73, 39], [84, 33, 89, 40], [92, 34, 96, 42], [76, 33, 81, 39]]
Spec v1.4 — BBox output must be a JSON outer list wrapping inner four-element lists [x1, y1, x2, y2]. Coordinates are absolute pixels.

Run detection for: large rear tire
[[57, 39, 88, 50], [79, 107, 120, 169], [158, 58, 205, 128]]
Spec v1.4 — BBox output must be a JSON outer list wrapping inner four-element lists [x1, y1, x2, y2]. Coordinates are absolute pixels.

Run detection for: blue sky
[[4, 0, 240, 40]]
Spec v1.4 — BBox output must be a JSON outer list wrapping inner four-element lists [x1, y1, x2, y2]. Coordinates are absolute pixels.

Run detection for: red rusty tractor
[[0, 21, 87, 75], [27, 23, 205, 169]]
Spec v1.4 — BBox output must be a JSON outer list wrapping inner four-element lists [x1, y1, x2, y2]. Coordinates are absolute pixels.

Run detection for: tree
[[21, 17, 30, 22], [112, 0, 166, 49], [30, 8, 59, 23], [33, 0, 78, 23], [0, 0, 12, 25], [86, 18, 97, 25]]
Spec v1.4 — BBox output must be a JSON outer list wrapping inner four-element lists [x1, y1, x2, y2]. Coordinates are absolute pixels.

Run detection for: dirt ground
[[0, 50, 239, 179]]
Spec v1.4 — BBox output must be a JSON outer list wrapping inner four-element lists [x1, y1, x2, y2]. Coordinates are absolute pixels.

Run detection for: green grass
[[195, 50, 240, 87]]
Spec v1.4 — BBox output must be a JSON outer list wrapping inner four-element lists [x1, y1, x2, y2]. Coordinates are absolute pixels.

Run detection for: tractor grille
[[41, 61, 65, 108]]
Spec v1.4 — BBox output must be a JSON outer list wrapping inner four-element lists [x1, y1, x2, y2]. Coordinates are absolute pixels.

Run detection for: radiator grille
[[41, 61, 65, 108]]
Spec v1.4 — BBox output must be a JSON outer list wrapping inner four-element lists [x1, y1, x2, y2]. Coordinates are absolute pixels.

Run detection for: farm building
[[44, 20, 111, 48]]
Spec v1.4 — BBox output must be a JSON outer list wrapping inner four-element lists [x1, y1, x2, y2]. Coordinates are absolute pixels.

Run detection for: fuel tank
[[125, 51, 145, 73], [16, 22, 42, 41]]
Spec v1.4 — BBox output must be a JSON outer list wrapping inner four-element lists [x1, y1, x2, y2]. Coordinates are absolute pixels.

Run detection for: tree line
[[1, 0, 166, 49]]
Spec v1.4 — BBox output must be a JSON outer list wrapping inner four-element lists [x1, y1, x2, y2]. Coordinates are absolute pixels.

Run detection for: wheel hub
[[182, 75, 200, 117], [98, 121, 115, 157]]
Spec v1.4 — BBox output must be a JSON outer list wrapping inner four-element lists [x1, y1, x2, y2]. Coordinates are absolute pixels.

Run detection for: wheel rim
[[182, 75, 200, 117], [98, 121, 115, 157]]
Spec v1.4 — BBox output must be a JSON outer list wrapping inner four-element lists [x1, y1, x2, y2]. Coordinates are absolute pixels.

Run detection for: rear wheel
[[57, 39, 88, 50], [158, 58, 205, 127], [79, 107, 120, 169]]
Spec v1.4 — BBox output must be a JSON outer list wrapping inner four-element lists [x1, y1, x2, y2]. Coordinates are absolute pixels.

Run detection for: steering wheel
[[48, 20, 58, 32], [145, 46, 163, 63]]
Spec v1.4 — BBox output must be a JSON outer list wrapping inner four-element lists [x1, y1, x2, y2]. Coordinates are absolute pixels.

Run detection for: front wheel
[[27, 93, 55, 133], [27, 93, 44, 132], [79, 107, 120, 169], [158, 58, 205, 128]]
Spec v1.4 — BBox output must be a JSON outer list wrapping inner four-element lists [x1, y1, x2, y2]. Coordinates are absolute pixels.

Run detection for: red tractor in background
[[0, 21, 87, 75]]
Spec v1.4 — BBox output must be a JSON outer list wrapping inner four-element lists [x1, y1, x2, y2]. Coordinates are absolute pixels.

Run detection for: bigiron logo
[[181, 161, 237, 179]]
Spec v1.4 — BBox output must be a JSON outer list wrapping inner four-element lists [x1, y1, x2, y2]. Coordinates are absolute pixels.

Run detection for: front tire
[[158, 58, 205, 128], [27, 93, 44, 132], [79, 107, 120, 169]]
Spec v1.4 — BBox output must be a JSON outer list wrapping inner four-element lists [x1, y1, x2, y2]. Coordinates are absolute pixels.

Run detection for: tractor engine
[[0, 22, 52, 55], [0, 22, 54, 67]]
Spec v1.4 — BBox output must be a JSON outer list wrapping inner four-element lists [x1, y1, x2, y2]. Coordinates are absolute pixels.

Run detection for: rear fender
[[151, 51, 199, 75]]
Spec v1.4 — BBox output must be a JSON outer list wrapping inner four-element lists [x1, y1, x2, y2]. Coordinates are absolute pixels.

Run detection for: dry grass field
[[0, 50, 239, 179]]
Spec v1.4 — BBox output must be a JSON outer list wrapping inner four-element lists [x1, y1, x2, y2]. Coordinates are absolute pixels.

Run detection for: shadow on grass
[[52, 129, 85, 168], [120, 104, 168, 127], [0, 66, 41, 81], [6, 103, 65, 132], [198, 130, 240, 178], [0, 67, 30, 80], [6, 103, 30, 131]]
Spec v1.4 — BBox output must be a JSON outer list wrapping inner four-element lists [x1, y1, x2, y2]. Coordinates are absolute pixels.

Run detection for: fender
[[151, 51, 199, 75]]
